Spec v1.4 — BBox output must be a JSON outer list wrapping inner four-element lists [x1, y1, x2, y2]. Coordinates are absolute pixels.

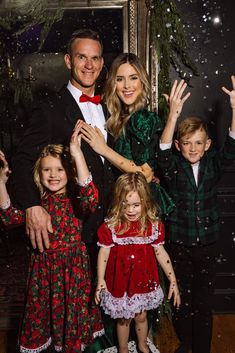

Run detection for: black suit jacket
[[12, 85, 114, 243]]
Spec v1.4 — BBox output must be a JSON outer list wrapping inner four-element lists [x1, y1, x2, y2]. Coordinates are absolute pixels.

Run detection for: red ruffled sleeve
[[152, 221, 165, 246], [97, 222, 113, 247]]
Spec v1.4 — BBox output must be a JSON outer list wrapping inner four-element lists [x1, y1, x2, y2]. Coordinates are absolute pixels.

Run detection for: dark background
[[174, 0, 235, 312], [0, 0, 235, 314]]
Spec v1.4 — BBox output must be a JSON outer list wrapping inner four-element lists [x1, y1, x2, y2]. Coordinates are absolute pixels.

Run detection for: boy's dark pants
[[167, 242, 217, 353]]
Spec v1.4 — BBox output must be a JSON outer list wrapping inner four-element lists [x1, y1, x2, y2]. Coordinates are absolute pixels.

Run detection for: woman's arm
[[77, 121, 153, 182]]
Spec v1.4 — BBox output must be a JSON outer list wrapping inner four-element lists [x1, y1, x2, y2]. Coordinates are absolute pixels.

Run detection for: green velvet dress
[[114, 109, 175, 217]]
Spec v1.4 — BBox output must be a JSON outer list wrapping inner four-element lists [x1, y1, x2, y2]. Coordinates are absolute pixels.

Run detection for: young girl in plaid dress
[[0, 122, 104, 353]]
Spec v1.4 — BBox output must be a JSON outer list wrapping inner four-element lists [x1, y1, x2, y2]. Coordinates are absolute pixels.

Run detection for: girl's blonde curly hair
[[106, 172, 160, 235]]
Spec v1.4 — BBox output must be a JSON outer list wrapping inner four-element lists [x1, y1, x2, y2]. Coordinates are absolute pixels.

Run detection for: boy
[[157, 77, 235, 353]]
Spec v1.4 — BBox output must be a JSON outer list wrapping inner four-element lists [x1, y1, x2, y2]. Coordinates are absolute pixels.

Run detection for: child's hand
[[168, 281, 181, 309], [0, 151, 11, 184], [222, 75, 235, 109], [95, 279, 107, 305], [70, 120, 83, 158], [163, 79, 191, 120]]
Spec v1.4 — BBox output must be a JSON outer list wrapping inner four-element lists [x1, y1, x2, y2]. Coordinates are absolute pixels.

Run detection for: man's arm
[[12, 101, 53, 252]]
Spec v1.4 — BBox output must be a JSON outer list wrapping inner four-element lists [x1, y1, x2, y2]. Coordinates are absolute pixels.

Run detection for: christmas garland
[[0, 0, 64, 114], [0, 0, 197, 117], [147, 0, 198, 118]]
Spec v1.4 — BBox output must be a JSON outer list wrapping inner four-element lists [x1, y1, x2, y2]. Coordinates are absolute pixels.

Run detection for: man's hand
[[26, 206, 53, 252]]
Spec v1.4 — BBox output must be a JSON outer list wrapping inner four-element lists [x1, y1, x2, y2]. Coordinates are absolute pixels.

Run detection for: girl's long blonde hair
[[105, 53, 150, 139], [106, 172, 160, 235], [33, 144, 75, 196]]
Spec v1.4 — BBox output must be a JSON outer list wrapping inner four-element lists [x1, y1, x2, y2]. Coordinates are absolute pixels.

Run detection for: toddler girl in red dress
[[95, 172, 180, 353]]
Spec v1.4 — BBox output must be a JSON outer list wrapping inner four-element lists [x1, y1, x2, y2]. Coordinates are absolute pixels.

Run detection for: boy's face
[[175, 129, 211, 165]]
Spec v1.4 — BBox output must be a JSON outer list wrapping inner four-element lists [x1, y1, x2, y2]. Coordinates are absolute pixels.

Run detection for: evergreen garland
[[146, 0, 198, 118], [0, 0, 64, 115]]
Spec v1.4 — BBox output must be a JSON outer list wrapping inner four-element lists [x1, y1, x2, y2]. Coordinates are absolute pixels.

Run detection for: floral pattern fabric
[[97, 220, 165, 319], [0, 182, 104, 353]]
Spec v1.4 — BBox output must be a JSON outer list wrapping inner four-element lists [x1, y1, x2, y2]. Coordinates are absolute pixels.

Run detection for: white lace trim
[[152, 241, 165, 247], [100, 287, 164, 319], [20, 337, 52, 353], [97, 242, 114, 248], [20, 331, 104, 353], [76, 173, 92, 187], [0, 197, 11, 210], [97, 338, 160, 353], [111, 223, 160, 245], [80, 329, 104, 351]]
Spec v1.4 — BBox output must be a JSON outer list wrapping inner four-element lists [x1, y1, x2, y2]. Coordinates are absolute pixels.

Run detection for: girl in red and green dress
[[0, 122, 104, 353]]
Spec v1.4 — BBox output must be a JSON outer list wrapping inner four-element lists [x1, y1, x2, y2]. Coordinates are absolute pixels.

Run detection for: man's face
[[175, 129, 211, 165], [64, 38, 104, 94]]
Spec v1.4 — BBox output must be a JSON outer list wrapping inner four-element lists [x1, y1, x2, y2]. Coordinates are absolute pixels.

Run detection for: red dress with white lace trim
[[0, 181, 104, 353], [97, 220, 165, 319]]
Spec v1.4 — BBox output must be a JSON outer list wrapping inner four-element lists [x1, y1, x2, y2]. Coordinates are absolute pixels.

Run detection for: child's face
[[175, 128, 211, 165], [115, 63, 142, 106], [40, 155, 68, 194], [122, 191, 142, 222]]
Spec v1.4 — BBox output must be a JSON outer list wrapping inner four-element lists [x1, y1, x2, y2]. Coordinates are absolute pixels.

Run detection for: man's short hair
[[67, 28, 103, 55]]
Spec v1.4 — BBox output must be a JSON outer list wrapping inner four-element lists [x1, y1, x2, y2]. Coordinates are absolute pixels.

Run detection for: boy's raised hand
[[163, 79, 191, 120], [0, 151, 11, 184], [222, 75, 235, 109]]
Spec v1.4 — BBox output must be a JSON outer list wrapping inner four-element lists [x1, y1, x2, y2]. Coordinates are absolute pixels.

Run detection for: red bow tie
[[79, 94, 101, 105]]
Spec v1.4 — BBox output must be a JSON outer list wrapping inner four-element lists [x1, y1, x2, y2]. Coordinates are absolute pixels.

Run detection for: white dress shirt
[[67, 81, 107, 142]]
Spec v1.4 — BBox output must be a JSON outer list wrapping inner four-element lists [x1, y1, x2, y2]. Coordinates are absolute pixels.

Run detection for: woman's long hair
[[106, 172, 160, 235], [105, 53, 150, 139]]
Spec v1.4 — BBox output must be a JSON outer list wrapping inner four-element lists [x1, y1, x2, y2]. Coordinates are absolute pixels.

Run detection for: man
[[12, 29, 114, 261]]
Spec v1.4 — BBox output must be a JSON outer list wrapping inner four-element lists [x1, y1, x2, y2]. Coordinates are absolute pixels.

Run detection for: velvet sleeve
[[152, 221, 165, 246], [97, 222, 113, 247], [115, 110, 163, 169]]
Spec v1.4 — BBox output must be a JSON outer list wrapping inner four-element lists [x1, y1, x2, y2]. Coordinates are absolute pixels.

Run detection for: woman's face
[[115, 63, 142, 105]]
